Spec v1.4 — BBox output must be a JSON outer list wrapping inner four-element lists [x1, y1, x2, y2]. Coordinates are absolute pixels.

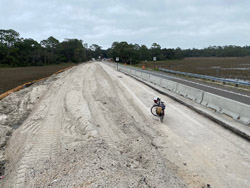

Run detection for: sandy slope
[[1, 62, 250, 188]]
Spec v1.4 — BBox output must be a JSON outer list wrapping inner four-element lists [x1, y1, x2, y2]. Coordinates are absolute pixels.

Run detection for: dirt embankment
[[0, 73, 62, 179], [0, 62, 249, 188], [0, 63, 188, 188]]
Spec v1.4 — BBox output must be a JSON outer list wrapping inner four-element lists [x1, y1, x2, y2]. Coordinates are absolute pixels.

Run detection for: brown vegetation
[[138, 57, 250, 81], [0, 64, 75, 94]]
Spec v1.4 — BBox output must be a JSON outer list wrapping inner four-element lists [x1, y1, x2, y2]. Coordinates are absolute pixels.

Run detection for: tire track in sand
[[81, 64, 125, 147], [14, 98, 62, 188], [13, 68, 79, 188]]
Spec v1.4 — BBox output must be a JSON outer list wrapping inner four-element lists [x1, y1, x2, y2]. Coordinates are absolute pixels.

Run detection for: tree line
[[0, 29, 91, 66], [0, 29, 250, 67], [107, 42, 250, 63]]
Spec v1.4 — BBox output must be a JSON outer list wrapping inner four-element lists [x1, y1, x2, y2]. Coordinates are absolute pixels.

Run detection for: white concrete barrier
[[141, 72, 150, 81], [176, 84, 204, 103], [202, 92, 250, 124], [126, 68, 132, 74], [149, 75, 162, 86], [119, 66, 125, 72], [130, 69, 136, 76], [109, 62, 250, 125], [160, 79, 178, 92], [201, 92, 223, 112], [122, 67, 128, 73], [135, 71, 142, 78]]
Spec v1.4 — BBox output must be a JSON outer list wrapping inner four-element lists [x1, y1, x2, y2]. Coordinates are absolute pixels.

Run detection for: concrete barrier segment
[[121, 67, 129, 74], [220, 98, 250, 125], [121, 67, 127, 73], [149, 75, 162, 86], [135, 71, 142, 78], [141, 72, 150, 81], [176, 84, 204, 104], [130, 69, 136, 76], [201, 92, 223, 112], [160, 79, 178, 92], [127, 68, 132, 74], [202, 92, 250, 125], [113, 63, 250, 125]]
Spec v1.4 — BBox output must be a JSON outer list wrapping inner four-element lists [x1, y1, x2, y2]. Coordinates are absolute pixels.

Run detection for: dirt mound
[[0, 74, 62, 178], [1, 62, 249, 188], [0, 63, 187, 188]]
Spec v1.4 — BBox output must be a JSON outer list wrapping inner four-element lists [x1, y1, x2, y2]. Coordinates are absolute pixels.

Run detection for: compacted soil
[[0, 62, 249, 188]]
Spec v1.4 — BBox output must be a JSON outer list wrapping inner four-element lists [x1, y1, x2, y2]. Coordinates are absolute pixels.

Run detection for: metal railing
[[103, 61, 250, 87], [159, 68, 250, 87]]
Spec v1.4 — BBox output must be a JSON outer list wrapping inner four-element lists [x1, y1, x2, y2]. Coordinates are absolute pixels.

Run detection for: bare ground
[[0, 63, 75, 94], [0, 62, 250, 188]]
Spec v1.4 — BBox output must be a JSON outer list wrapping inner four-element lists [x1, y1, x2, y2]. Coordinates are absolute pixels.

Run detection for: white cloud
[[0, 0, 250, 49]]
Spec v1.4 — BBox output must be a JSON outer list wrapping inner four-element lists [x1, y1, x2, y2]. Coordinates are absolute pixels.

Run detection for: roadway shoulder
[[128, 74, 250, 142]]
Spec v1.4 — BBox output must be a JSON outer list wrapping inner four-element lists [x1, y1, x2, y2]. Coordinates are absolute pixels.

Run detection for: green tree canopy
[[1, 28, 250, 67]]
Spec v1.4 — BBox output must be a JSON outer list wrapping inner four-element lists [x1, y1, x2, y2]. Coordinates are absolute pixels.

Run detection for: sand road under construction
[[0, 62, 250, 188]]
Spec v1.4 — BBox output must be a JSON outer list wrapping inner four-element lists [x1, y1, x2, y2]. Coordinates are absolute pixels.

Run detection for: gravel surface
[[0, 62, 249, 188]]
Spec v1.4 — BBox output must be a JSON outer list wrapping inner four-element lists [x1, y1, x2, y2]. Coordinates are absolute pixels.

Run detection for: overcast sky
[[1, 0, 250, 49]]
